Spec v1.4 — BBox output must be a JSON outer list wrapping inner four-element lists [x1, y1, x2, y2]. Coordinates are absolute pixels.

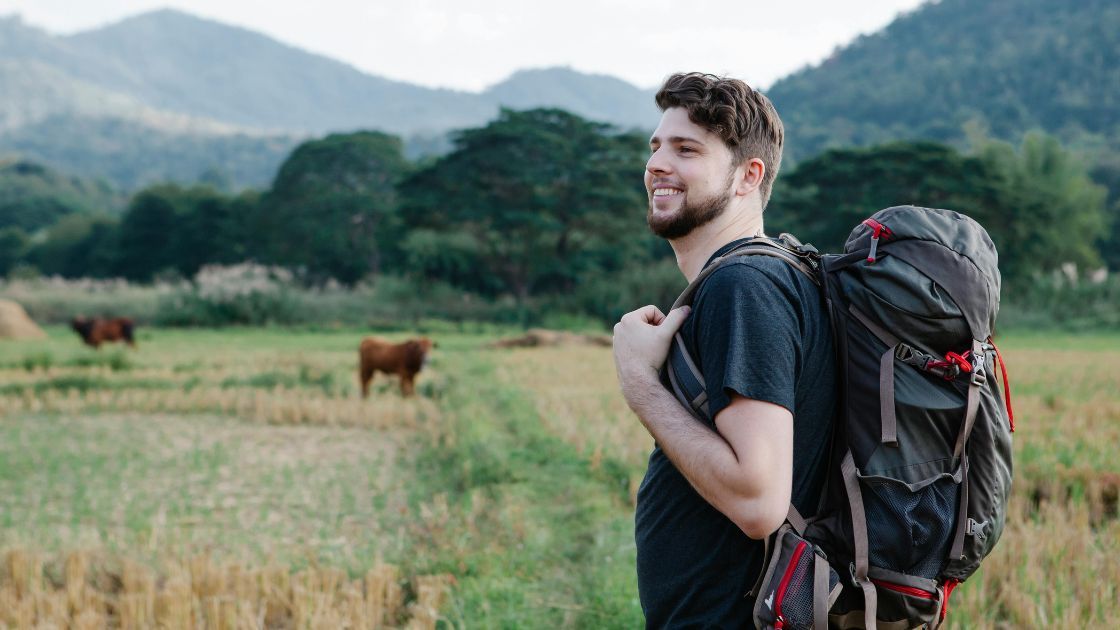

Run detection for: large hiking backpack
[[664, 205, 1015, 629]]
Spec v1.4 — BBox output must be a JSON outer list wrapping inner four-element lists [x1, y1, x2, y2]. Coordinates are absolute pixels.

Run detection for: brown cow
[[358, 336, 433, 398], [71, 316, 136, 349]]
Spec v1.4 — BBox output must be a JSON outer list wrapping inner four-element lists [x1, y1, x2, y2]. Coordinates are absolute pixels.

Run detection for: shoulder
[[696, 255, 809, 304]]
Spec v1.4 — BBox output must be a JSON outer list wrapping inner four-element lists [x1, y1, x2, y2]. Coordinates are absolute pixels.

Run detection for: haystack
[[0, 299, 46, 340], [489, 328, 612, 349]]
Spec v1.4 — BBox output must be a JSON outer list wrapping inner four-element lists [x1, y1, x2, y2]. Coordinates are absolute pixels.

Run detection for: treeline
[[2, 107, 1115, 325], [768, 0, 1120, 162]]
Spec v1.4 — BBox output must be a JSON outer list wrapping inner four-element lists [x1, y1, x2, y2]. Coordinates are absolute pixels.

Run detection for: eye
[[678, 146, 697, 154]]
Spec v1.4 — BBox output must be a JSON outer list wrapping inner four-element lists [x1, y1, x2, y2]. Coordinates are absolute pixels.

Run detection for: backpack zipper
[[870, 577, 935, 599], [773, 541, 808, 629], [862, 218, 893, 263]]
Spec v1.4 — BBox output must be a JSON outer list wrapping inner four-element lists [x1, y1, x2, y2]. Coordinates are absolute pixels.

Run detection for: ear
[[734, 158, 765, 197]]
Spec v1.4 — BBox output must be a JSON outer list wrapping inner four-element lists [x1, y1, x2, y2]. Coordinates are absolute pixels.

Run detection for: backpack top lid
[[844, 205, 1002, 341]]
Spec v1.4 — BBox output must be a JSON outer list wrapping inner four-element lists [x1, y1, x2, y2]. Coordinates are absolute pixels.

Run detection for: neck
[[670, 208, 765, 282]]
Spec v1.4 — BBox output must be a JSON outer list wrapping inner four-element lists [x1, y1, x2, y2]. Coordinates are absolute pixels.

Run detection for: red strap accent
[[940, 578, 961, 621], [989, 339, 1015, 432], [862, 218, 893, 263], [945, 351, 972, 373], [928, 350, 972, 379], [862, 218, 893, 239]]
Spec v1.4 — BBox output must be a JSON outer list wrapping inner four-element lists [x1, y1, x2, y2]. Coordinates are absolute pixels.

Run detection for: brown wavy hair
[[655, 72, 784, 208]]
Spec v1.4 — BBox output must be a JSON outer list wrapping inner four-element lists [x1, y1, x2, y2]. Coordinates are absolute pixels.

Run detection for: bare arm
[[614, 305, 793, 538]]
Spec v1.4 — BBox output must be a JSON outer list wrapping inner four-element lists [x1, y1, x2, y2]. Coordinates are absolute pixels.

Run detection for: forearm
[[626, 374, 777, 535]]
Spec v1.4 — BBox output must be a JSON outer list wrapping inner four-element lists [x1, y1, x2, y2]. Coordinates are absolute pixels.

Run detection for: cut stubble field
[[0, 327, 1117, 628]]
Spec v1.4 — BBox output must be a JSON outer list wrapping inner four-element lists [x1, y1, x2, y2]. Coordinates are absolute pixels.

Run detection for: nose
[[646, 146, 670, 176]]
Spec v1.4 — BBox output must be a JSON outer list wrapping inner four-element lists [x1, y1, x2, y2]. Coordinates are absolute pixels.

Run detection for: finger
[[621, 305, 665, 326], [640, 305, 667, 325], [659, 306, 692, 334]]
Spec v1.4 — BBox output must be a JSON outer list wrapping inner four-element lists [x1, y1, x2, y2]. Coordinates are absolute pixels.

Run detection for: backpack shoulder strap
[[664, 234, 821, 422], [670, 234, 820, 311]]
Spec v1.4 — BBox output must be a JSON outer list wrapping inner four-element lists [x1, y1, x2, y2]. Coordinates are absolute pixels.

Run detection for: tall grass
[[0, 550, 452, 629], [0, 328, 1116, 626]]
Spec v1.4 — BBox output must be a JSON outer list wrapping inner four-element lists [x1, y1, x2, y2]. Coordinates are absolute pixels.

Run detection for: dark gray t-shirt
[[635, 240, 837, 628]]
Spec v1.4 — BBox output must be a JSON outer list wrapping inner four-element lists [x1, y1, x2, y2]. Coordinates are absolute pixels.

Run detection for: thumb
[[660, 305, 692, 334]]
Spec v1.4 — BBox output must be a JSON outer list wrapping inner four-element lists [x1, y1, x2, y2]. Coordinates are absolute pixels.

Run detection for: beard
[[646, 174, 733, 240]]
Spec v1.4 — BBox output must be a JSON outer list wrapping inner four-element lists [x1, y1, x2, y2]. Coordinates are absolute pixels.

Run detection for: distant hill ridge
[[1, 0, 1117, 190], [767, 0, 1120, 160], [0, 10, 658, 190]]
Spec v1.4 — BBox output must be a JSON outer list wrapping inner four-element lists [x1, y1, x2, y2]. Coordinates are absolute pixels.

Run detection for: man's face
[[645, 107, 737, 240]]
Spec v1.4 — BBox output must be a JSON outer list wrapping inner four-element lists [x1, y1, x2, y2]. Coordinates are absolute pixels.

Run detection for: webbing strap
[[666, 351, 704, 423], [848, 305, 900, 446], [667, 333, 709, 421], [748, 533, 773, 598], [945, 340, 984, 563], [786, 504, 807, 535], [948, 454, 970, 562], [841, 451, 877, 630], [878, 344, 898, 446], [847, 304, 900, 348], [814, 551, 830, 630], [952, 339, 985, 458]]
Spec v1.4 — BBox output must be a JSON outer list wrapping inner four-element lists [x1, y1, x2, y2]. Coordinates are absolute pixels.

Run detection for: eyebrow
[[649, 135, 707, 146]]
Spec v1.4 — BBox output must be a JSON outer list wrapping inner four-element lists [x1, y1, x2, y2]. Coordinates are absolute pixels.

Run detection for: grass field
[[0, 326, 1117, 628]]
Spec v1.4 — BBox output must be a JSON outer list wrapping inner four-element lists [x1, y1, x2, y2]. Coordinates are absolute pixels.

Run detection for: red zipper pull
[[863, 218, 892, 263]]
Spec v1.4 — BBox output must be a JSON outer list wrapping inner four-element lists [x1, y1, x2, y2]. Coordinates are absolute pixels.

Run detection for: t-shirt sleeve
[[691, 260, 804, 420]]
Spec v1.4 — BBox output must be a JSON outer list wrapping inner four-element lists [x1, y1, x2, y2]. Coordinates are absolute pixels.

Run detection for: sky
[[0, 0, 928, 92]]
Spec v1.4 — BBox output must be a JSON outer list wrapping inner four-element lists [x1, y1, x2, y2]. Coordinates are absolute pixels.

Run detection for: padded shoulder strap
[[670, 235, 820, 311]]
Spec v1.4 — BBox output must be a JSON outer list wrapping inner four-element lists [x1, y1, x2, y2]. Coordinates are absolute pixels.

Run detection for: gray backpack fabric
[[664, 206, 1015, 629]]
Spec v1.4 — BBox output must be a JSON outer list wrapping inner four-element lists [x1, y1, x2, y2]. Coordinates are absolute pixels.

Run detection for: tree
[[974, 132, 1108, 281], [0, 227, 29, 277], [174, 187, 253, 276], [398, 108, 651, 308], [768, 135, 1108, 285], [768, 141, 1006, 252], [114, 186, 181, 280], [257, 131, 411, 284]]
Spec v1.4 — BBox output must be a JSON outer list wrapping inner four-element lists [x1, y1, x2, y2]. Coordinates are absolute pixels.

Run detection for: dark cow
[[71, 316, 136, 349], [358, 336, 434, 397]]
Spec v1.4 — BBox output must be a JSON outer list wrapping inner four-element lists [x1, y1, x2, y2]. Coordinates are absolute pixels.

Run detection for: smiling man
[[612, 73, 837, 628]]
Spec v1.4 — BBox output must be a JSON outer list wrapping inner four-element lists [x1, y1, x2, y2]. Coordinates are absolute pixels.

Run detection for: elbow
[[732, 500, 788, 540]]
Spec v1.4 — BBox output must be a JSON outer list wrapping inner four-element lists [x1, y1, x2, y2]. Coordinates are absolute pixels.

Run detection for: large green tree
[[0, 227, 29, 277], [398, 108, 650, 305], [257, 131, 411, 283], [973, 132, 1108, 279], [768, 136, 1108, 285], [114, 186, 181, 281], [768, 141, 1006, 251]]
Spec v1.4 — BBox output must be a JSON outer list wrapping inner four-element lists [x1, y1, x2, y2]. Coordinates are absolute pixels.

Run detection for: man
[[612, 72, 837, 627]]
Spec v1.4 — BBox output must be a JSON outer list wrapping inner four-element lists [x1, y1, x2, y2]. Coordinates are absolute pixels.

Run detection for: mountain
[[0, 10, 658, 191], [486, 68, 657, 132], [61, 9, 496, 136], [766, 0, 1120, 162]]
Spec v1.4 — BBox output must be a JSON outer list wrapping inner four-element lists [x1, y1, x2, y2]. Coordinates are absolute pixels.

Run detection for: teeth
[[653, 188, 682, 197]]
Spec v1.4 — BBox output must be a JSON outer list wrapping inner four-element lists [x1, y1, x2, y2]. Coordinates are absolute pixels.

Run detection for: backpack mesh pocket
[[754, 528, 841, 630], [858, 469, 960, 578]]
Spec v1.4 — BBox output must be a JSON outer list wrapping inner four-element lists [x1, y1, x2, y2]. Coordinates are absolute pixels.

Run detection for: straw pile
[[0, 299, 46, 340]]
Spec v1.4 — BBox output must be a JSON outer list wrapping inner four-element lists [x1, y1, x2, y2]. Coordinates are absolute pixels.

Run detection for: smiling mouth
[[652, 187, 683, 197]]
